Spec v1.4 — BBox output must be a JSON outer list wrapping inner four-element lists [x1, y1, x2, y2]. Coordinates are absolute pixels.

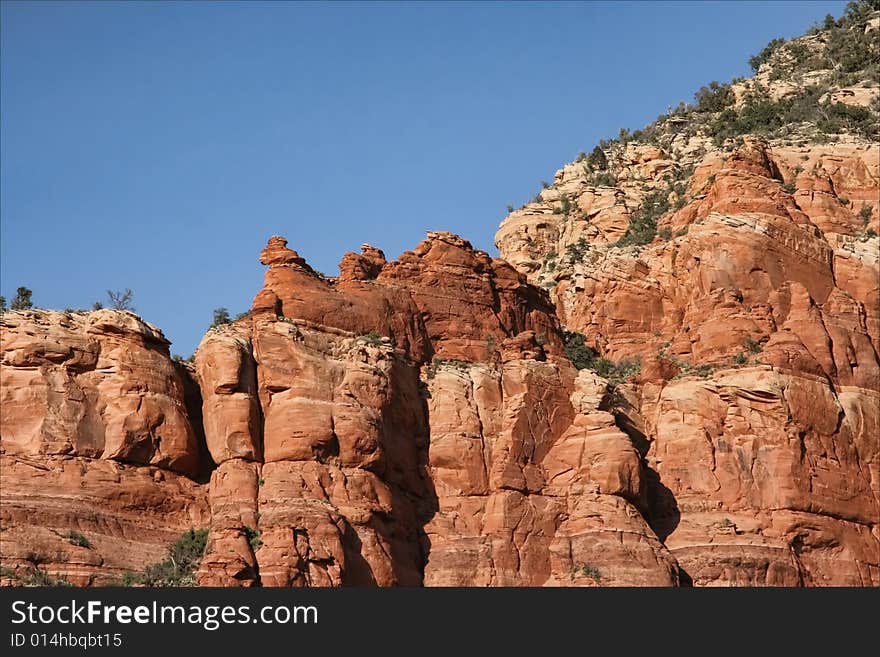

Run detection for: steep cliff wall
[[1, 3, 877, 588], [494, 6, 880, 584], [0, 310, 209, 585]]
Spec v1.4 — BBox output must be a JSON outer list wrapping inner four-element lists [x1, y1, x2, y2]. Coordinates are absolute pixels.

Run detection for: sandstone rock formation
[[494, 8, 880, 583], [196, 231, 661, 587], [423, 358, 678, 586], [1, 3, 878, 588], [0, 310, 209, 585], [1, 310, 201, 475]]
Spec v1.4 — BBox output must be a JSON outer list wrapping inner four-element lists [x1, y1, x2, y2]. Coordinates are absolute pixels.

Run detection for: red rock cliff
[[2, 4, 878, 588]]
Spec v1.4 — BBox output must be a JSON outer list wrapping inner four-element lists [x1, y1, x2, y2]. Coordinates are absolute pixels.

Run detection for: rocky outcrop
[[2, 4, 878, 589], [0, 455, 209, 586], [0, 309, 208, 584], [192, 234, 679, 586], [423, 359, 678, 586], [377, 231, 564, 362], [493, 8, 880, 586], [248, 319, 430, 586], [0, 309, 202, 475], [638, 369, 879, 586], [196, 323, 261, 464], [497, 135, 880, 586]]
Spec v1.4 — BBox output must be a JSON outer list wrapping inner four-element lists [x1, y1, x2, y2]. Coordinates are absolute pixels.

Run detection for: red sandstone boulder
[[1, 309, 201, 476]]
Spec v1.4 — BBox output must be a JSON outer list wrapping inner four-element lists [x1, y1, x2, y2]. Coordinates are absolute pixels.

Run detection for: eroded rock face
[[639, 369, 879, 586], [377, 231, 564, 362], [0, 455, 209, 586], [0, 310, 209, 585], [1, 309, 202, 476], [2, 135, 876, 587], [250, 320, 431, 586], [253, 235, 432, 364], [423, 360, 678, 586], [497, 136, 880, 586], [194, 233, 678, 587], [195, 322, 261, 464]]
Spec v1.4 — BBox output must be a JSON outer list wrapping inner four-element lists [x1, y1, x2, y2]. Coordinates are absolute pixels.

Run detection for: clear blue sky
[[1, 0, 847, 356]]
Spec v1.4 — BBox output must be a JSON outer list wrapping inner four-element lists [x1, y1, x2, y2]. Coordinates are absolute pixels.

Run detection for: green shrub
[[1, 565, 72, 587], [615, 186, 671, 247], [824, 7, 879, 77], [786, 40, 812, 66], [24, 550, 52, 566], [563, 330, 595, 370], [564, 238, 590, 263], [358, 331, 385, 345], [860, 205, 873, 224], [11, 286, 33, 310], [586, 146, 608, 170], [576, 563, 602, 581], [749, 37, 786, 72], [658, 344, 715, 379], [694, 81, 734, 113], [732, 352, 748, 365], [710, 86, 878, 144], [120, 571, 141, 586], [744, 337, 764, 354], [562, 330, 640, 386], [592, 357, 642, 386], [426, 358, 471, 379], [244, 526, 262, 551], [817, 104, 875, 137], [106, 288, 135, 311], [135, 528, 209, 587], [211, 307, 231, 327], [548, 2, 880, 177], [64, 530, 92, 549], [591, 171, 617, 187]]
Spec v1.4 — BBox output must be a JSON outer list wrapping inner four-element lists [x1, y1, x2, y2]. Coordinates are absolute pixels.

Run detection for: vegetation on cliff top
[[515, 1, 878, 249], [578, 1, 879, 173]]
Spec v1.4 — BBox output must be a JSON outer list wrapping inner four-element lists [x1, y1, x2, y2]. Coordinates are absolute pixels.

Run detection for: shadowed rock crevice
[[172, 360, 214, 484]]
